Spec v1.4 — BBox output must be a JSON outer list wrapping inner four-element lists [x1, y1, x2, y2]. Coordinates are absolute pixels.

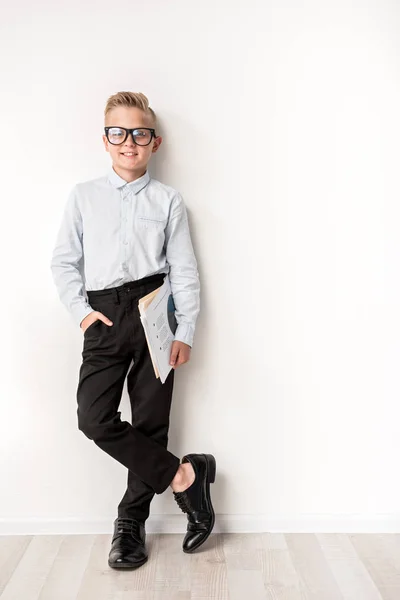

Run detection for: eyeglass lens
[[107, 127, 153, 145]]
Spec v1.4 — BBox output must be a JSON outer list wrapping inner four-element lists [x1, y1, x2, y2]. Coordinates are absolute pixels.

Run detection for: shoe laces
[[173, 491, 195, 514], [114, 518, 143, 543]]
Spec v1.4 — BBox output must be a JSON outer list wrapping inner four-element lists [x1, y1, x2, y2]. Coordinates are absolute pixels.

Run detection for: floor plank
[[285, 533, 344, 599], [349, 533, 400, 600], [0, 536, 32, 595], [0, 535, 63, 600], [317, 533, 382, 600], [0, 532, 396, 598]]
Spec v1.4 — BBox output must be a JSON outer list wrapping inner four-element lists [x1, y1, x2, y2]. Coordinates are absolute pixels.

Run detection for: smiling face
[[102, 106, 162, 182]]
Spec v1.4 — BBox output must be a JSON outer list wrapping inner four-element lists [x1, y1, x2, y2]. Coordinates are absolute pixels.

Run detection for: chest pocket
[[137, 215, 167, 230], [136, 215, 167, 257]]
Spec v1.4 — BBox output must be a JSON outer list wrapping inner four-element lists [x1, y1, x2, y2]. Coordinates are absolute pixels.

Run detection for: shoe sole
[[108, 555, 148, 569], [183, 453, 216, 553]]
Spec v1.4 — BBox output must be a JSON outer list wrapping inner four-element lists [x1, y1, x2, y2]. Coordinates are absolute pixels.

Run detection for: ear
[[152, 135, 163, 153], [102, 134, 109, 153]]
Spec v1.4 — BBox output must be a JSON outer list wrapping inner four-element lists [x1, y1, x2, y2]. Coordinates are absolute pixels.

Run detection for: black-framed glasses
[[104, 126, 156, 146]]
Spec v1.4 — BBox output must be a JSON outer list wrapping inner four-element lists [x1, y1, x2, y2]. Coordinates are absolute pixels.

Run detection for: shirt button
[[124, 241, 128, 245]]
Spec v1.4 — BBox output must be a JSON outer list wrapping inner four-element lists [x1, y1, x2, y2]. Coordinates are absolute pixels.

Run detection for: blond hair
[[104, 91, 157, 129]]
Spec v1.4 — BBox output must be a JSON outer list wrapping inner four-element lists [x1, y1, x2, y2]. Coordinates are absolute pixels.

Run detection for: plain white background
[[1, 0, 399, 535]]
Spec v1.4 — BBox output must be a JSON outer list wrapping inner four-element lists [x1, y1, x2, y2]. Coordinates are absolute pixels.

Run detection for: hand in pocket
[[80, 311, 113, 333]]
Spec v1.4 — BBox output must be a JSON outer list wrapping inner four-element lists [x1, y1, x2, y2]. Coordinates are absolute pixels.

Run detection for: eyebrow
[[107, 125, 152, 128]]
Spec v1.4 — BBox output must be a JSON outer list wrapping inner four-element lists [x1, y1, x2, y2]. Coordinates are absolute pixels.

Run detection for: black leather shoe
[[172, 453, 216, 553], [108, 517, 148, 569]]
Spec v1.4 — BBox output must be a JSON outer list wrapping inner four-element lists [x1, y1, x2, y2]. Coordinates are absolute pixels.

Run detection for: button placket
[[121, 186, 130, 263]]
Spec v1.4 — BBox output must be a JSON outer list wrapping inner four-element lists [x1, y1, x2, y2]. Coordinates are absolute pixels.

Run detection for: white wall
[[1, 0, 399, 534]]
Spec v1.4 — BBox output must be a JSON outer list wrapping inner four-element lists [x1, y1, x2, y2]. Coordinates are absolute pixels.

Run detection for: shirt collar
[[107, 166, 150, 194]]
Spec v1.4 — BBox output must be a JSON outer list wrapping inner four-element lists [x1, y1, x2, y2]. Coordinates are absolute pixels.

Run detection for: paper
[[138, 274, 178, 384], [138, 287, 162, 378]]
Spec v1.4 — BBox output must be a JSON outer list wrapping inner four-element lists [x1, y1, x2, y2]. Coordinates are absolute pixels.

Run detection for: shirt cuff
[[174, 322, 194, 348], [72, 303, 95, 328]]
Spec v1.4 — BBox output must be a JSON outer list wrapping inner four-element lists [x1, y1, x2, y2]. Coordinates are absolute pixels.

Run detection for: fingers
[[170, 347, 179, 366], [172, 359, 187, 369], [97, 312, 113, 327], [171, 352, 190, 369]]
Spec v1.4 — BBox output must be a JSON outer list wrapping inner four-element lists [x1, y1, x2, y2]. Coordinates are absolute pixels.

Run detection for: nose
[[126, 131, 137, 145]]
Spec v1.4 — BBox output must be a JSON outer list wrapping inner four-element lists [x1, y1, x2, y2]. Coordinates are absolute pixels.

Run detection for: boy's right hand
[[80, 311, 113, 333]]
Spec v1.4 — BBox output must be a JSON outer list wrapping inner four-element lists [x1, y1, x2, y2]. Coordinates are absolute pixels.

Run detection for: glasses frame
[[104, 126, 157, 146]]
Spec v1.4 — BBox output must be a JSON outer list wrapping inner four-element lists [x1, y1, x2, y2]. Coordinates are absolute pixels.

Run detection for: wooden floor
[[1, 532, 399, 599]]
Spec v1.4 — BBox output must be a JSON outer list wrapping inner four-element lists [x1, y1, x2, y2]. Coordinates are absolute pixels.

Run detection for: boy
[[50, 91, 216, 569]]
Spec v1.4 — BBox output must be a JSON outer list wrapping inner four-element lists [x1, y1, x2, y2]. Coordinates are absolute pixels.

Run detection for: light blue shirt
[[50, 166, 200, 347]]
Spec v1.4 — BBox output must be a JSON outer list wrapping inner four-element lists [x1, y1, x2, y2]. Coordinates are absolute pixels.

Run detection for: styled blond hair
[[104, 91, 157, 129]]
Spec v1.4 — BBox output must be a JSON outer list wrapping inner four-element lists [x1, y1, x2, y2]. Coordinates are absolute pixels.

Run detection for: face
[[102, 106, 162, 181]]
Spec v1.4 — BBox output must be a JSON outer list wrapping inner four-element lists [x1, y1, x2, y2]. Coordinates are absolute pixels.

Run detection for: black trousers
[[76, 273, 181, 523]]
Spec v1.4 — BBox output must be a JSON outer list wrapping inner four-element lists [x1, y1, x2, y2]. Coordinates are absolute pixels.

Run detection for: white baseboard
[[1, 514, 400, 535]]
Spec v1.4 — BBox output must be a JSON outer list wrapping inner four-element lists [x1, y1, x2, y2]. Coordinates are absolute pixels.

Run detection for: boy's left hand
[[170, 340, 191, 369]]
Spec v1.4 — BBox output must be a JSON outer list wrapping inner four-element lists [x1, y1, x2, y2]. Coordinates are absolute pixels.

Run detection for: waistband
[[87, 273, 166, 302]]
